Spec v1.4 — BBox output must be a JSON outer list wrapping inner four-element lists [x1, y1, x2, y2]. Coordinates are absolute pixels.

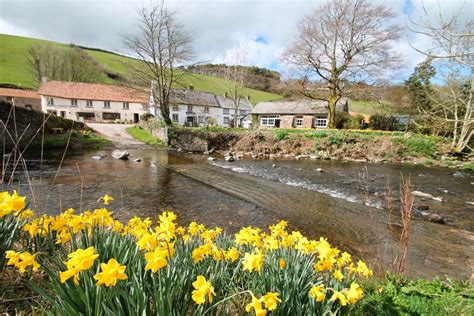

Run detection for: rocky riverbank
[[169, 128, 474, 170]]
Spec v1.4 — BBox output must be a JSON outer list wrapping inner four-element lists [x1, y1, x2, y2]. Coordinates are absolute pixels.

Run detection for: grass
[[0, 34, 282, 104], [31, 130, 112, 150], [126, 126, 163, 146], [349, 100, 392, 115]]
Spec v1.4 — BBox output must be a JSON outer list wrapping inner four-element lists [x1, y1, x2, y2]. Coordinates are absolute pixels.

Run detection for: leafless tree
[[223, 44, 248, 127], [27, 44, 103, 85], [282, 0, 401, 128], [123, 0, 193, 126], [409, 2, 473, 153]]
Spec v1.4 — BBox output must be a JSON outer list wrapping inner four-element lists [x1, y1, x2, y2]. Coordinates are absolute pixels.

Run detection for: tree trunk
[[327, 80, 338, 128]]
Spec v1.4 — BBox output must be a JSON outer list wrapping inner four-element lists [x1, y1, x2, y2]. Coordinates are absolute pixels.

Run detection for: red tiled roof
[[0, 88, 40, 99], [38, 81, 148, 103]]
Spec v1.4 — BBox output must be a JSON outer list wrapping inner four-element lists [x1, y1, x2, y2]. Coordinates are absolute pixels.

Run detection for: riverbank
[[30, 129, 112, 150], [168, 127, 474, 170]]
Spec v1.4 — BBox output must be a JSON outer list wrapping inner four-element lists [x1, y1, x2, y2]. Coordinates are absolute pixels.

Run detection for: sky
[[0, 0, 472, 81]]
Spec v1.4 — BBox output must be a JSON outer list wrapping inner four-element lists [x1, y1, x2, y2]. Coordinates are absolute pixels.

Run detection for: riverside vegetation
[[166, 126, 473, 170], [1, 191, 473, 315]]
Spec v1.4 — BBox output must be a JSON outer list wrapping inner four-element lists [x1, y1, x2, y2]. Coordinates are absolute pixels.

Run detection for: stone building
[[252, 99, 348, 128]]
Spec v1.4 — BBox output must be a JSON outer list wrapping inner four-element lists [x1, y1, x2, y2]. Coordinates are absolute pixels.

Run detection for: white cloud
[[0, 0, 471, 80]]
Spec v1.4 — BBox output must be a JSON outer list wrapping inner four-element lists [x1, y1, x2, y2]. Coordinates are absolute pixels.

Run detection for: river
[[3, 147, 473, 281]]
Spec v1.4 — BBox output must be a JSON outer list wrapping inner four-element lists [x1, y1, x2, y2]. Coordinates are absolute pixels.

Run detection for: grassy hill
[[0, 34, 282, 104]]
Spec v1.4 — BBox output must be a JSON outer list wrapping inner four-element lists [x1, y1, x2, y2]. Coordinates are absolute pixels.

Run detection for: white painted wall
[[41, 96, 147, 123], [167, 104, 251, 127]]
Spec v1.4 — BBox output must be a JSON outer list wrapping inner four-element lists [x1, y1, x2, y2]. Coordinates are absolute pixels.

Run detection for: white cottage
[[38, 80, 148, 123]]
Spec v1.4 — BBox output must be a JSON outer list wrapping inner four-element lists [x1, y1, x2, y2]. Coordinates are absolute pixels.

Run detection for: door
[[134, 113, 139, 123], [60, 111, 66, 118], [187, 116, 196, 127]]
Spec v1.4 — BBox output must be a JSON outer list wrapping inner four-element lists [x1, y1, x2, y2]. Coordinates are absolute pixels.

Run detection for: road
[[87, 123, 148, 149]]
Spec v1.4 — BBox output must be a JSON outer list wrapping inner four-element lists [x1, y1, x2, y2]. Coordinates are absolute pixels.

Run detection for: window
[[315, 116, 328, 128], [260, 115, 279, 126], [223, 108, 230, 115], [103, 112, 121, 120], [47, 98, 54, 106], [204, 106, 209, 113], [86, 100, 93, 108], [123, 102, 129, 110], [295, 116, 304, 127], [172, 113, 179, 122], [71, 99, 77, 106], [239, 110, 246, 116], [198, 116, 204, 123], [223, 117, 230, 124], [172, 103, 179, 111], [104, 101, 111, 109], [187, 105, 193, 112]]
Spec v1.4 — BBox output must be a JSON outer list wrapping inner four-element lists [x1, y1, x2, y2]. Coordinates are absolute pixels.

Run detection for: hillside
[[0, 34, 282, 104]]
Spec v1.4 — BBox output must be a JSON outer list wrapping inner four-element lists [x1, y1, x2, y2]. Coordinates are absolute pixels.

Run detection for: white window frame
[[204, 106, 209, 113], [223, 117, 230, 124], [223, 108, 230, 115], [260, 115, 279, 127], [104, 101, 111, 109], [198, 116, 204, 123], [295, 116, 304, 127], [187, 105, 193, 112], [71, 99, 78, 106], [123, 102, 129, 110], [315, 116, 328, 128], [47, 97, 54, 106], [172, 113, 179, 122], [86, 100, 93, 108]]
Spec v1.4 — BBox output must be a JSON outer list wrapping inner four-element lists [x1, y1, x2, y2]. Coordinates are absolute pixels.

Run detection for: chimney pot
[[41, 76, 48, 84]]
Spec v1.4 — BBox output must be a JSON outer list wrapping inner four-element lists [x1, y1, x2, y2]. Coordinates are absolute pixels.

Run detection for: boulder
[[91, 155, 106, 160], [428, 214, 446, 224], [112, 151, 130, 160], [316, 168, 323, 172], [207, 157, 217, 161], [177, 147, 183, 153], [225, 155, 235, 162], [411, 190, 443, 202], [133, 158, 142, 163]]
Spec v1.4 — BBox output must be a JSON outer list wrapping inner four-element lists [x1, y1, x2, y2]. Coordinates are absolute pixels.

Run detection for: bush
[[392, 135, 438, 158], [140, 113, 155, 122], [370, 115, 398, 131], [335, 112, 352, 129], [353, 274, 474, 315], [274, 130, 289, 141]]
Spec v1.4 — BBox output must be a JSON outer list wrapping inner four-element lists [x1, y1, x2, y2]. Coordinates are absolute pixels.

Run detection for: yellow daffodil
[[94, 259, 128, 287], [344, 282, 364, 304], [60, 246, 99, 285], [330, 290, 348, 306], [10, 251, 41, 273], [333, 269, 344, 282], [262, 292, 281, 311], [144, 248, 168, 272], [309, 284, 326, 302], [242, 249, 265, 272], [224, 247, 239, 262], [246, 295, 267, 316], [191, 275, 216, 304], [5, 250, 20, 266], [98, 194, 113, 205], [279, 258, 285, 269]]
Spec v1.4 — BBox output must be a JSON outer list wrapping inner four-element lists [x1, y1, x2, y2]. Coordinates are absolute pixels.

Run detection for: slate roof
[[0, 88, 40, 99], [215, 96, 253, 111], [252, 98, 347, 115], [170, 89, 219, 107], [38, 81, 148, 103]]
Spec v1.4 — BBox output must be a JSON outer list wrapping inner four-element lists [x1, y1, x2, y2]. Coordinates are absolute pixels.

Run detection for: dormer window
[[104, 101, 111, 109], [187, 105, 193, 112], [204, 106, 209, 113], [71, 99, 78, 106]]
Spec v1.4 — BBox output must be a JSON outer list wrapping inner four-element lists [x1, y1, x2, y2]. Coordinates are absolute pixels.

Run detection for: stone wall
[[168, 127, 240, 153], [302, 115, 314, 128], [280, 115, 294, 128], [0, 97, 41, 111]]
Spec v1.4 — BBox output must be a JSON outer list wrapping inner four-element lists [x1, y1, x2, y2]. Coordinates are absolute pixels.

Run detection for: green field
[[348, 99, 392, 115], [0, 34, 282, 104]]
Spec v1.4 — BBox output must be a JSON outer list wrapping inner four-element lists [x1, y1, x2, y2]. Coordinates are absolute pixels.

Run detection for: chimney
[[247, 95, 251, 101], [189, 85, 194, 91], [224, 92, 228, 98], [41, 76, 48, 84]]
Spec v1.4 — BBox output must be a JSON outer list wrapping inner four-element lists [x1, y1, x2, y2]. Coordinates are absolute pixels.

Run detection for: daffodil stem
[[203, 290, 252, 314]]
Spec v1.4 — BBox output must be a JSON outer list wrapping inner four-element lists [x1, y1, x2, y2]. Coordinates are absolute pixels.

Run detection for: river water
[[3, 147, 473, 281]]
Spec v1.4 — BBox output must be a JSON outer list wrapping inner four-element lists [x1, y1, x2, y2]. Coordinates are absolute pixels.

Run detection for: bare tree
[[283, 0, 401, 128], [223, 44, 248, 127], [123, 0, 193, 126], [27, 44, 103, 85], [409, 2, 473, 153]]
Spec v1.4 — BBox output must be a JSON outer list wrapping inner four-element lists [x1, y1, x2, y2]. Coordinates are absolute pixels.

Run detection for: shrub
[[370, 115, 398, 131], [393, 135, 438, 158], [335, 112, 352, 129], [140, 113, 155, 121], [274, 130, 289, 141], [2, 191, 374, 315]]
